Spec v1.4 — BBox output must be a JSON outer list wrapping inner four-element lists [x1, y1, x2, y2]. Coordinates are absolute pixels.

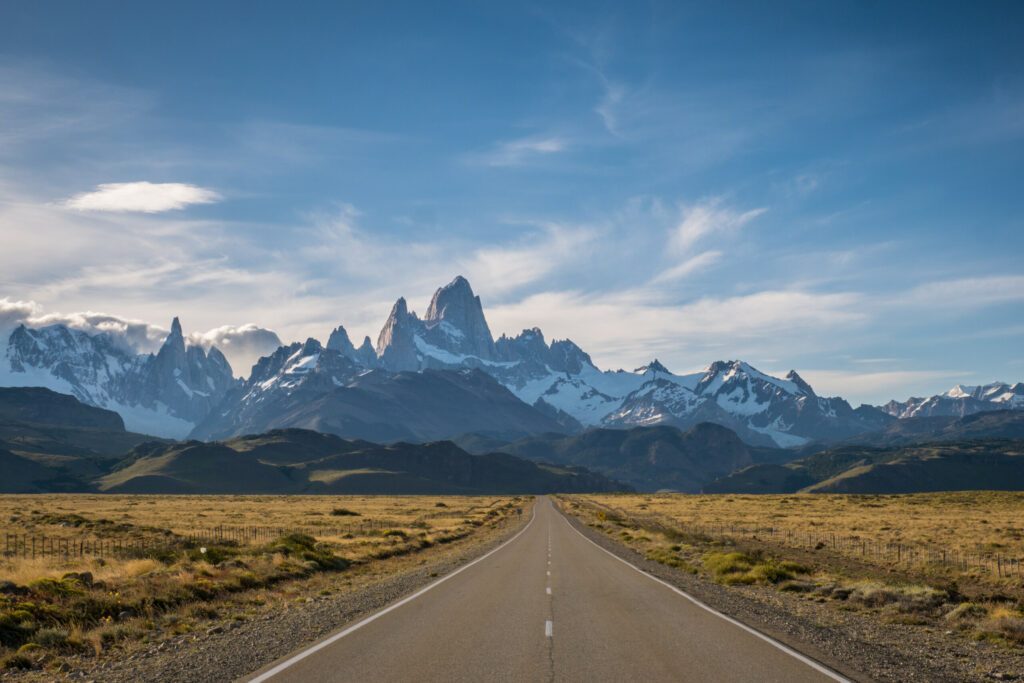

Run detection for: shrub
[[945, 603, 987, 622], [703, 552, 753, 578], [0, 653, 33, 670], [27, 577, 83, 597], [266, 534, 348, 571], [645, 547, 697, 573], [0, 611, 35, 648], [847, 582, 948, 613], [330, 508, 360, 517], [703, 552, 808, 586], [31, 627, 69, 648], [747, 561, 796, 584], [975, 605, 1024, 645]]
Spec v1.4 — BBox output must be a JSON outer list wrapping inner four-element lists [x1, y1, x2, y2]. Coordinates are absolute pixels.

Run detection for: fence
[[2, 518, 406, 561], [2, 513, 516, 562], [581, 502, 1024, 579]]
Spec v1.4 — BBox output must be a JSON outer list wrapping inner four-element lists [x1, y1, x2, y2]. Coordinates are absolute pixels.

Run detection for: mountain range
[[2, 275, 1021, 447], [0, 387, 627, 495], [5, 385, 1023, 495]]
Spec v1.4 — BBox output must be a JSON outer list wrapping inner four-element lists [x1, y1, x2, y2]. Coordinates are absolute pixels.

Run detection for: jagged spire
[[423, 276, 495, 359], [327, 325, 356, 355]]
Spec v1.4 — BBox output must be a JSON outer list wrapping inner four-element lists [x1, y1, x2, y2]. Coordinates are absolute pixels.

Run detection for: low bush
[[265, 534, 348, 571], [0, 653, 33, 670], [945, 602, 987, 622], [975, 605, 1024, 645], [703, 552, 808, 585], [330, 508, 360, 517], [30, 627, 69, 649]]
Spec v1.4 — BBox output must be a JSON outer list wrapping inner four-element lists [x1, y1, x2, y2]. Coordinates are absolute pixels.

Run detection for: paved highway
[[247, 497, 852, 682]]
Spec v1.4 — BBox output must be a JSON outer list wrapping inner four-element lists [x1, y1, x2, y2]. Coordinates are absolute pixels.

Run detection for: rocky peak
[[549, 339, 593, 374], [636, 359, 671, 375], [495, 327, 549, 364], [327, 325, 356, 356], [785, 370, 816, 396], [422, 275, 495, 360], [375, 297, 423, 372]]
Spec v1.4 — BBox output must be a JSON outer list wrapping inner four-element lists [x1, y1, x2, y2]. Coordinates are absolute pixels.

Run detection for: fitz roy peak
[[1, 318, 237, 438], [374, 276, 497, 371]]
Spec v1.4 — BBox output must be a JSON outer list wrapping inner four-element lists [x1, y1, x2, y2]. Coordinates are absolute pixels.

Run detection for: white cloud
[[670, 198, 767, 255], [459, 224, 595, 295], [189, 324, 283, 375], [488, 287, 865, 371], [0, 300, 167, 354], [902, 275, 1024, 309], [0, 297, 281, 375], [471, 136, 569, 167], [64, 182, 222, 213], [650, 250, 722, 284], [795, 369, 974, 406]]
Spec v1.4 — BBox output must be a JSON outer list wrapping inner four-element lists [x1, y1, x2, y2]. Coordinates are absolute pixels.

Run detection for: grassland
[[0, 495, 528, 674], [561, 492, 1024, 650]]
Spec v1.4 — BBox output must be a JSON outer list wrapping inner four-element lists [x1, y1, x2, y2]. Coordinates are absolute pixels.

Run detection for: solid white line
[[545, 620, 553, 637], [247, 503, 539, 682], [556, 509, 851, 683]]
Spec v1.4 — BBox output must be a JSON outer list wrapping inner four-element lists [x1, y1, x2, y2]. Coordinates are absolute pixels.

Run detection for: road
[[247, 497, 851, 682]]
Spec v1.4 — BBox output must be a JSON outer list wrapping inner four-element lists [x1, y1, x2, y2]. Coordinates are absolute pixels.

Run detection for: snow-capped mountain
[[367, 276, 892, 447], [189, 336, 566, 442], [604, 361, 892, 447], [884, 382, 1024, 419], [1, 318, 237, 438], [4, 274, 1020, 447]]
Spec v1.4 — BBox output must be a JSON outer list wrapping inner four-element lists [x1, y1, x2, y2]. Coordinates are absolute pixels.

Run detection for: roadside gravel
[[561, 508, 1024, 683]]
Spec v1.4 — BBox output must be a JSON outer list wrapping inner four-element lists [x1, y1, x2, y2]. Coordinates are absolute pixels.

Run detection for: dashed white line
[[546, 586, 552, 595], [545, 620, 553, 637]]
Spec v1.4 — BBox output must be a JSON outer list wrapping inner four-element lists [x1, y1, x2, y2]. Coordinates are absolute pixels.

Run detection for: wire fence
[[3, 519, 402, 561], [2, 512, 519, 562], [580, 502, 1024, 579]]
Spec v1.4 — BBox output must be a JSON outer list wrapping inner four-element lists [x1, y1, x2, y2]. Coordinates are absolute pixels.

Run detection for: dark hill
[[704, 439, 1024, 494], [495, 423, 789, 492], [94, 429, 629, 495]]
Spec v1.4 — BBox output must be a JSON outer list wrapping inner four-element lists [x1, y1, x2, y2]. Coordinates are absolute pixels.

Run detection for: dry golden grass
[[560, 492, 1024, 650], [0, 495, 529, 673], [571, 492, 1024, 578]]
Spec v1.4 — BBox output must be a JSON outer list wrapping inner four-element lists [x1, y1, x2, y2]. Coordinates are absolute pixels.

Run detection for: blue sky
[[0, 1, 1022, 404]]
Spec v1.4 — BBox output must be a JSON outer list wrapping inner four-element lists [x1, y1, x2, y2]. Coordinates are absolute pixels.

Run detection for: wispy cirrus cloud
[[649, 250, 722, 284], [902, 275, 1024, 309], [669, 198, 767, 255], [64, 181, 222, 213], [468, 135, 569, 167]]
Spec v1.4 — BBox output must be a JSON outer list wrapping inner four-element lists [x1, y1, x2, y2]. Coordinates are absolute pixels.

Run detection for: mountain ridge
[[2, 275, 1020, 446]]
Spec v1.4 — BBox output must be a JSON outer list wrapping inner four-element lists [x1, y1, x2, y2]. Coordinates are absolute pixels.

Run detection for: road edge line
[[555, 503, 853, 683], [246, 502, 539, 682]]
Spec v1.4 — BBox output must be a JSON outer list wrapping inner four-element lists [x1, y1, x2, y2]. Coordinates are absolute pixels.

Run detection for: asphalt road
[[247, 497, 851, 683]]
